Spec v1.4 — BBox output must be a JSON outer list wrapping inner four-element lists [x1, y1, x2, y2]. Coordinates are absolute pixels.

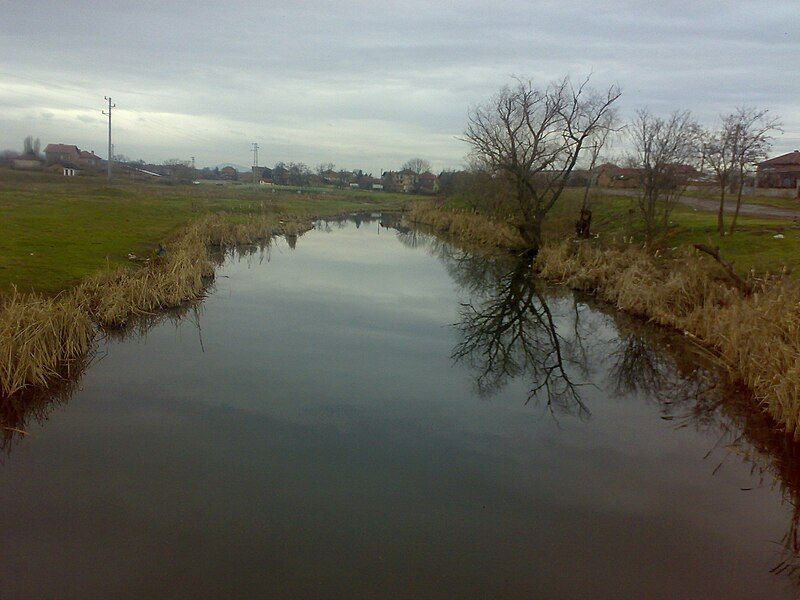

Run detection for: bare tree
[[629, 109, 700, 240], [464, 75, 621, 253], [402, 157, 431, 175], [729, 108, 781, 234], [316, 162, 335, 176], [287, 162, 310, 187], [23, 135, 40, 158], [703, 115, 741, 235], [704, 108, 781, 235]]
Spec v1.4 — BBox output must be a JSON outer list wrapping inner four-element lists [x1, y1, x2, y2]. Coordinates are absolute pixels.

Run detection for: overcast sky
[[1, 1, 797, 173]]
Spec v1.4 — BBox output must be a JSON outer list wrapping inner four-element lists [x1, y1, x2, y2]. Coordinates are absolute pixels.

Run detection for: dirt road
[[601, 189, 800, 220]]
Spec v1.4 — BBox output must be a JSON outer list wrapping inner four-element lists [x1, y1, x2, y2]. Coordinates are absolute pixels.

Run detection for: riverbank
[[0, 175, 414, 292], [407, 202, 800, 438], [0, 178, 414, 398]]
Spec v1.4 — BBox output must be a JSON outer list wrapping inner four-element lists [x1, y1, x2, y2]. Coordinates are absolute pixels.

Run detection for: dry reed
[[0, 289, 93, 397], [536, 241, 800, 437], [0, 212, 309, 398], [408, 203, 524, 248]]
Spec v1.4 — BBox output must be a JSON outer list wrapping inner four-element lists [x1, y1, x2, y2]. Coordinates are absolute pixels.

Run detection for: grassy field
[[442, 188, 800, 275], [3, 170, 798, 292], [0, 172, 416, 293]]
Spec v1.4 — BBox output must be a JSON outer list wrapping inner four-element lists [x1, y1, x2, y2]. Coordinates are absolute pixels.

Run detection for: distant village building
[[757, 151, 800, 190], [43, 144, 103, 169], [417, 171, 440, 194], [592, 163, 697, 189], [321, 169, 340, 185], [381, 169, 440, 194]]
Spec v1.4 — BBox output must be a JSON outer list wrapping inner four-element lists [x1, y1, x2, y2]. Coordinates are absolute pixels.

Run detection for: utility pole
[[251, 142, 259, 184], [103, 96, 115, 184]]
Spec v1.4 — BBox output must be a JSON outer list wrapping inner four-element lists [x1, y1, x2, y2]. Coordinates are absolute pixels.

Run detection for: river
[[1, 214, 799, 598]]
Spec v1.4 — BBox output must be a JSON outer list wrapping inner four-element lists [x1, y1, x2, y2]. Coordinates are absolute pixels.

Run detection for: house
[[399, 169, 416, 192], [321, 169, 340, 185], [380, 169, 439, 193], [78, 149, 102, 168], [382, 169, 418, 193], [756, 151, 800, 189], [591, 163, 621, 187], [44, 143, 80, 164], [417, 171, 440, 194], [381, 171, 401, 192], [357, 176, 384, 191], [44, 144, 103, 169]]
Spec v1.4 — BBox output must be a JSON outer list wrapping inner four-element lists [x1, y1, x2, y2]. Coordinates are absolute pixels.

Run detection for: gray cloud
[[1, 0, 797, 172]]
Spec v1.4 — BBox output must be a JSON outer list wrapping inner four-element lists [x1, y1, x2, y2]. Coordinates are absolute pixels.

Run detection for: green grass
[[0, 171, 416, 293], [439, 187, 800, 275], [579, 193, 800, 274]]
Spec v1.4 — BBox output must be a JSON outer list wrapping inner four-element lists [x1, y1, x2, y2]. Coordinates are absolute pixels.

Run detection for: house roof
[[418, 172, 437, 180], [78, 150, 101, 160], [44, 143, 80, 154], [593, 163, 620, 173], [669, 163, 698, 174], [759, 150, 800, 168]]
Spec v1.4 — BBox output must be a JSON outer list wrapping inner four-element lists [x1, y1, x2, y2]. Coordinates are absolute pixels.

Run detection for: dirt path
[[601, 189, 800, 220]]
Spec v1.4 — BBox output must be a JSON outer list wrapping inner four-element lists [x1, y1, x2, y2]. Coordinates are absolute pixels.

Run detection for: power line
[[103, 96, 115, 184]]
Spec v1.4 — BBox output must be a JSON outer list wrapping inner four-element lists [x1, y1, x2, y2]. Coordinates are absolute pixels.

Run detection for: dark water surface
[[2, 216, 800, 599]]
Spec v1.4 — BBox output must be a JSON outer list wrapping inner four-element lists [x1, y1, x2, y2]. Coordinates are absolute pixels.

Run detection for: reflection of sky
[[0, 221, 796, 598]]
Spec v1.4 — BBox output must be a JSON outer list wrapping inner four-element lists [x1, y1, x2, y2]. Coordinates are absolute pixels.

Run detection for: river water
[[1, 215, 799, 599]]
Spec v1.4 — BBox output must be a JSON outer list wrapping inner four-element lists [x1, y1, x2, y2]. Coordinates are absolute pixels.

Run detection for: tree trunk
[[717, 185, 726, 236], [729, 175, 744, 235], [516, 218, 542, 256], [575, 208, 592, 239]]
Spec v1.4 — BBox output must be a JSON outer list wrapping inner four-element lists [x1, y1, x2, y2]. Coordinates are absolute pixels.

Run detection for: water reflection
[[451, 257, 588, 416], [405, 225, 800, 586], [3, 215, 800, 591], [0, 234, 284, 454]]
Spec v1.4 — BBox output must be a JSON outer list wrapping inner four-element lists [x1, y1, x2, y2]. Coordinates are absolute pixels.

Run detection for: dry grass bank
[[408, 203, 524, 249], [410, 203, 800, 438], [536, 242, 800, 436], [0, 212, 308, 398], [0, 290, 93, 398], [76, 214, 306, 328]]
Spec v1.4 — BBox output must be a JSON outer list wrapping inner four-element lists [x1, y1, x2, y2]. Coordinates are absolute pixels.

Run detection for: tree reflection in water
[[400, 223, 800, 585], [451, 257, 589, 416]]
